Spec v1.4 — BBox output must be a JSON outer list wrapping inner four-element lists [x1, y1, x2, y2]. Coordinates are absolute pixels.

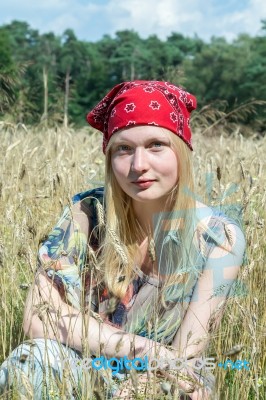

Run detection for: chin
[[133, 191, 168, 203]]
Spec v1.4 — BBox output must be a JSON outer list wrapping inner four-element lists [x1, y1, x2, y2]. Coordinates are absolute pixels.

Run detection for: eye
[[115, 144, 132, 153], [150, 141, 165, 149]]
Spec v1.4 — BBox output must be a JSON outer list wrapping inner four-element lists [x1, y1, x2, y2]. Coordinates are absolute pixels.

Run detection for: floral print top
[[37, 187, 246, 345]]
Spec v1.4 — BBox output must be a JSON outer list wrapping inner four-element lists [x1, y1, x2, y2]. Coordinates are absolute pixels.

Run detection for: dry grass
[[0, 122, 265, 399]]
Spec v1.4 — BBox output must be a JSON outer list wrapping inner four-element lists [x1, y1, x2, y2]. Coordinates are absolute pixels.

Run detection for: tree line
[[0, 20, 266, 131]]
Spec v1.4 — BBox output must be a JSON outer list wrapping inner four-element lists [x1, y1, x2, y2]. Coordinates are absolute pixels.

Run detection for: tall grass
[[0, 122, 265, 399]]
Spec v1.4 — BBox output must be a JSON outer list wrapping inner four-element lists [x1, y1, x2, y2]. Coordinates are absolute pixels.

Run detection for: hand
[[155, 368, 211, 400], [181, 387, 211, 400], [113, 369, 211, 399]]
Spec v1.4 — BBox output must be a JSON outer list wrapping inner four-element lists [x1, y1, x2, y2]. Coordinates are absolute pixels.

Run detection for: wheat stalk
[[0, 124, 265, 400]]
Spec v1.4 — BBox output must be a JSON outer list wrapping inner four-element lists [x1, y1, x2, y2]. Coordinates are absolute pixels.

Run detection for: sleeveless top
[[37, 187, 246, 345]]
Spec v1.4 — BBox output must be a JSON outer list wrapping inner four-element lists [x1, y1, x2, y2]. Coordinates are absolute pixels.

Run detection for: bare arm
[[23, 271, 176, 360], [172, 222, 246, 358]]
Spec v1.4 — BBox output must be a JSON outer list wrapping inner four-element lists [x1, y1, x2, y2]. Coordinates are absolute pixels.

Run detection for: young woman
[[0, 81, 245, 399]]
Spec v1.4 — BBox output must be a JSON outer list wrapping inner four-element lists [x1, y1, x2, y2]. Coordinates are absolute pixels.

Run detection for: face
[[110, 126, 179, 208]]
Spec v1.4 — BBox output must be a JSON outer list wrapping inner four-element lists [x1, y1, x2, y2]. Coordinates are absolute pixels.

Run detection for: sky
[[0, 0, 266, 42]]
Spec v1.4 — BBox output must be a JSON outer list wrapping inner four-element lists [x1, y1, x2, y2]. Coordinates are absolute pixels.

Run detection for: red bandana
[[86, 80, 197, 153]]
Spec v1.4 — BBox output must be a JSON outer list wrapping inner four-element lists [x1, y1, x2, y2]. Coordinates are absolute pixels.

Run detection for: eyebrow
[[112, 137, 171, 145]]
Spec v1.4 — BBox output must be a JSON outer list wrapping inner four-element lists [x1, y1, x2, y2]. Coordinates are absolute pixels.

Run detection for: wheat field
[[0, 122, 265, 399]]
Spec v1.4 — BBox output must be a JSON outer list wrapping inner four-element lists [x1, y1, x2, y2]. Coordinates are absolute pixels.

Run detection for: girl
[[0, 81, 245, 399]]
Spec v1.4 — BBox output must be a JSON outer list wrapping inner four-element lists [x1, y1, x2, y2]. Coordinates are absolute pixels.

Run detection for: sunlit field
[[0, 122, 265, 399]]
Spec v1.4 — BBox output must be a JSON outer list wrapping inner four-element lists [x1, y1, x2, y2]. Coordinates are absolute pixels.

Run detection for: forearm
[[57, 305, 177, 360], [28, 307, 177, 361], [24, 274, 176, 361], [173, 325, 210, 360]]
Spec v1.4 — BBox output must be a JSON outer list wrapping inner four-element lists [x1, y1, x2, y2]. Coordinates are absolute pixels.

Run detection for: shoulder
[[71, 186, 105, 216], [195, 201, 246, 261], [195, 200, 245, 237], [72, 186, 105, 205], [71, 187, 105, 234]]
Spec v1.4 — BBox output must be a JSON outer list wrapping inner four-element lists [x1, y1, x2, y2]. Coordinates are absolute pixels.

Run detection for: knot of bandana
[[86, 80, 197, 153]]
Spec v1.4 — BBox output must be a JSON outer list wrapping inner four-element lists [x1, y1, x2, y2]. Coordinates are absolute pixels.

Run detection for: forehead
[[110, 125, 171, 144]]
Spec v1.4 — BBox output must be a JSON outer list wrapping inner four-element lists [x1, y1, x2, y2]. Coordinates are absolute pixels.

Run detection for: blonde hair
[[98, 130, 198, 299]]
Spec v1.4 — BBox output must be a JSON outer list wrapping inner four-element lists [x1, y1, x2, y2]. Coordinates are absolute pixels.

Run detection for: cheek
[[168, 169, 179, 186], [161, 154, 178, 180], [111, 158, 127, 180]]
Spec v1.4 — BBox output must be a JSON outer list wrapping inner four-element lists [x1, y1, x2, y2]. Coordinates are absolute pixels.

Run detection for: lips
[[132, 179, 155, 183], [131, 179, 156, 189]]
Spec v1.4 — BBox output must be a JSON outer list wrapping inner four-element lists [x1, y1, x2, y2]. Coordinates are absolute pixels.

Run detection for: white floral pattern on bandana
[[148, 122, 159, 126], [112, 126, 119, 133], [149, 101, 161, 110], [144, 87, 155, 93], [126, 121, 136, 126], [179, 91, 187, 102], [124, 103, 136, 112], [178, 114, 184, 136], [165, 82, 179, 91], [186, 98, 194, 110], [110, 108, 116, 117], [170, 112, 178, 123]]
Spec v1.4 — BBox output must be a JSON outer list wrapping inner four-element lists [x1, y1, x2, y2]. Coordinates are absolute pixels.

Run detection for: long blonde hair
[[98, 130, 198, 299]]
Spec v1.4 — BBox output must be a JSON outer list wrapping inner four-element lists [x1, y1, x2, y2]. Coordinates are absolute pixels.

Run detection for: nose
[[131, 147, 149, 173]]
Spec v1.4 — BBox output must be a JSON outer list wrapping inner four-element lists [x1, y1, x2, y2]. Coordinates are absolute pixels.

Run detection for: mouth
[[131, 179, 156, 189], [132, 179, 155, 183]]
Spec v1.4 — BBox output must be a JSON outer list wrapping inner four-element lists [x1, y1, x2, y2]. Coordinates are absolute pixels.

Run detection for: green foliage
[[0, 27, 17, 111], [0, 20, 265, 131]]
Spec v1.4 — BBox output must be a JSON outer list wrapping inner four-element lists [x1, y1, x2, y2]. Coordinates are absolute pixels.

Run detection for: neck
[[132, 197, 173, 238]]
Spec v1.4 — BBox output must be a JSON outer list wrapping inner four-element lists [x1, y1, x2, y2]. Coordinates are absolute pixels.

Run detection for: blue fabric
[[0, 338, 117, 399]]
